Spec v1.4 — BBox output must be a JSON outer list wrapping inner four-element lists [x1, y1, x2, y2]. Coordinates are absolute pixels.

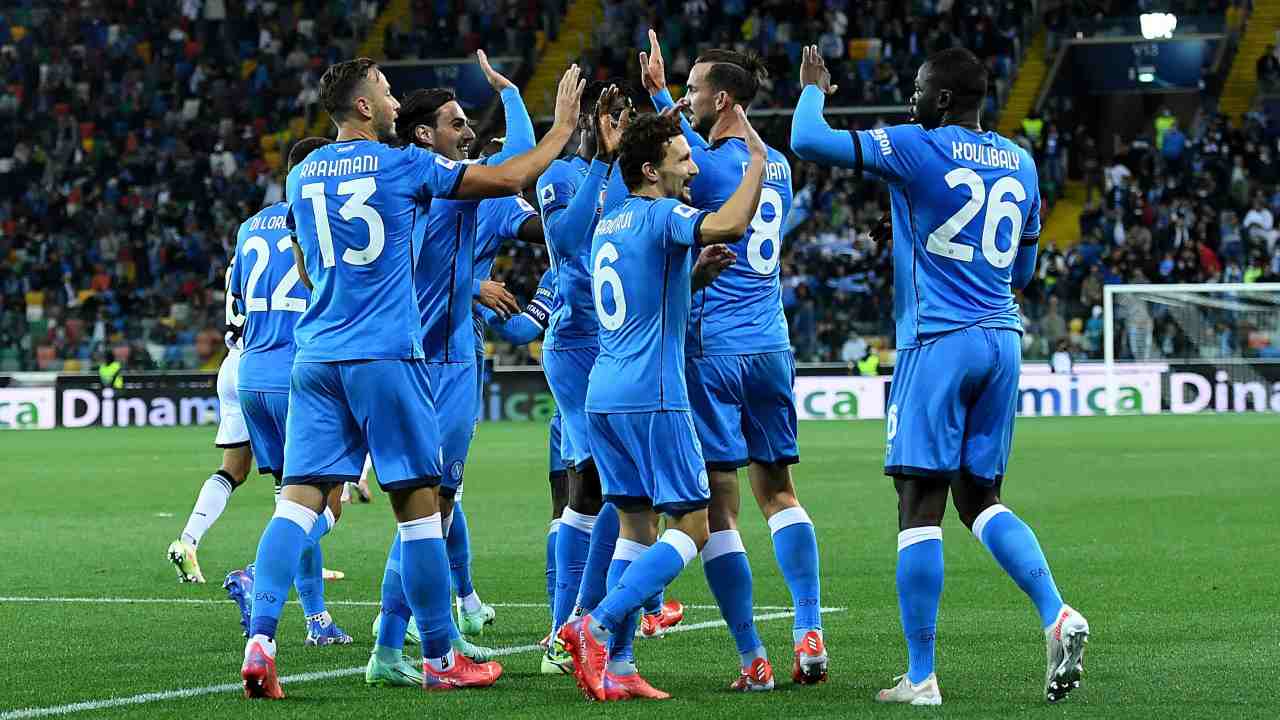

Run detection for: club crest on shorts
[[450, 461, 464, 481], [697, 469, 709, 492]]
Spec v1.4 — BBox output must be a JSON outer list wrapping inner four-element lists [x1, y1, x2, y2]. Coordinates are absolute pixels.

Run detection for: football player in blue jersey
[[792, 46, 1089, 706], [366, 52, 535, 672], [221, 137, 353, 646], [239, 56, 585, 698], [642, 30, 826, 689], [558, 108, 764, 701]]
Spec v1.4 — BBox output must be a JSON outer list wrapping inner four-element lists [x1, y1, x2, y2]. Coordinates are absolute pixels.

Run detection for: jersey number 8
[[593, 241, 626, 331], [300, 176, 386, 268], [746, 187, 783, 275], [925, 168, 1025, 269]]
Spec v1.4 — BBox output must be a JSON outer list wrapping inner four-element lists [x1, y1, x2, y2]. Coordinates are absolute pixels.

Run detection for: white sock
[[360, 454, 374, 483], [248, 634, 276, 657], [425, 648, 457, 672], [459, 591, 483, 614], [181, 472, 235, 546]]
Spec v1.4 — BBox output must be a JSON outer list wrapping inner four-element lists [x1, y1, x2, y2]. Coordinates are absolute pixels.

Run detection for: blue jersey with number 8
[[854, 124, 1040, 349], [285, 140, 466, 362], [686, 138, 792, 356], [586, 196, 708, 414]]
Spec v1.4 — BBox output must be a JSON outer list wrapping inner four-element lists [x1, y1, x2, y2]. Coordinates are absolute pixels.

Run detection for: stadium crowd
[[1, 0, 1274, 371]]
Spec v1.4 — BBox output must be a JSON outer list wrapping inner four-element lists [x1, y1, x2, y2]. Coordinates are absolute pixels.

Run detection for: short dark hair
[[619, 113, 683, 191], [396, 88, 456, 145], [319, 57, 380, 122], [287, 137, 331, 171], [925, 48, 988, 110], [693, 49, 768, 106]]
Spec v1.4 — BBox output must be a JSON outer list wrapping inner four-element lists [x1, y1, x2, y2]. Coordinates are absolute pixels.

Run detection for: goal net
[[1102, 283, 1280, 415]]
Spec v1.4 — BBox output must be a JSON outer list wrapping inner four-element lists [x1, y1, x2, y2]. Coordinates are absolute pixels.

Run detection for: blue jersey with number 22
[[230, 202, 309, 392], [853, 124, 1040, 348]]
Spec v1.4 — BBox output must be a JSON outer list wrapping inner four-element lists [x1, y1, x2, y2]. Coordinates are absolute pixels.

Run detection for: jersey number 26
[[926, 168, 1025, 268]]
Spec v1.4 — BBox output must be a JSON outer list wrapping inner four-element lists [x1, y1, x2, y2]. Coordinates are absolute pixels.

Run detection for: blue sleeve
[[1022, 173, 1042, 240], [661, 199, 708, 249], [603, 162, 628, 214], [485, 87, 536, 162], [1011, 241, 1039, 290], [482, 281, 554, 345], [407, 146, 467, 201], [504, 196, 538, 238], [790, 85, 858, 167], [651, 88, 709, 150], [542, 160, 609, 257], [536, 163, 575, 215], [472, 279, 484, 299], [852, 124, 927, 184]]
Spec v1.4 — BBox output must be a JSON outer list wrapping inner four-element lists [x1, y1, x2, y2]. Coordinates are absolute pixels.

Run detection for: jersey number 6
[[593, 241, 627, 331]]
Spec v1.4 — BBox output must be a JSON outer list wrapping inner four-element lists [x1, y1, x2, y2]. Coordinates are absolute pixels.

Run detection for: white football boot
[[1045, 604, 1089, 702], [875, 673, 942, 706]]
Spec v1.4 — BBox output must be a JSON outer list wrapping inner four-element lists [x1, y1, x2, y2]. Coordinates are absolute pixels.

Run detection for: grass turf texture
[[0, 414, 1275, 719]]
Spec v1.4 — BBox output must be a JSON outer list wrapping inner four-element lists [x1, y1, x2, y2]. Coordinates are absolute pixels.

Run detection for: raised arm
[[476, 49, 536, 161], [697, 106, 764, 244], [642, 29, 709, 150], [790, 46, 858, 167], [543, 85, 630, 256], [454, 65, 585, 199]]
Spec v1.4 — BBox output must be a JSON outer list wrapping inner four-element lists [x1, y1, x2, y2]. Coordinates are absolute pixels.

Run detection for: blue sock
[[553, 509, 594, 629], [575, 502, 618, 613], [974, 505, 1064, 628], [596, 530, 696, 635], [378, 532, 411, 652], [248, 500, 317, 639], [294, 510, 332, 618], [702, 530, 762, 664], [398, 515, 453, 660], [642, 589, 664, 615], [445, 503, 474, 599], [605, 539, 647, 662], [897, 527, 944, 684], [768, 506, 823, 643], [545, 520, 559, 624]]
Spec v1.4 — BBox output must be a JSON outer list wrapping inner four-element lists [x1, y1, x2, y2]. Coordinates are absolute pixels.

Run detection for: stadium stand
[[2, 0, 1274, 372]]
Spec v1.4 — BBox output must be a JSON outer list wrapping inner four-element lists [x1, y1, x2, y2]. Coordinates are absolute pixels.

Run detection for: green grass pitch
[[1, 414, 1276, 719]]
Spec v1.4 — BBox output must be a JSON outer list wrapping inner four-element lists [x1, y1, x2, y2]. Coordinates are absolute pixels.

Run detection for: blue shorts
[[240, 389, 289, 477], [284, 359, 443, 491], [589, 410, 710, 516], [548, 411, 566, 477], [885, 327, 1021, 486], [686, 351, 800, 470], [427, 362, 477, 496], [543, 346, 598, 468]]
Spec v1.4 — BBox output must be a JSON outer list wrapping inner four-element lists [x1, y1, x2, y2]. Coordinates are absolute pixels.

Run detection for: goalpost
[[1102, 283, 1280, 415]]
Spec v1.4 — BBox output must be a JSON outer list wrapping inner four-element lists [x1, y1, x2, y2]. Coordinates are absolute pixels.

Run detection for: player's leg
[[686, 354, 766, 683], [545, 413, 569, 629], [357, 359, 501, 689], [738, 351, 824, 683], [571, 463, 617, 618], [952, 328, 1087, 703], [241, 362, 360, 699], [367, 528, 422, 687], [563, 410, 710, 700], [170, 353, 251, 583], [875, 337, 975, 707], [298, 486, 352, 646]]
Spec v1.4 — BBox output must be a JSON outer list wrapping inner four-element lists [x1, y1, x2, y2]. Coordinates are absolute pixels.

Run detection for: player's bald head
[[913, 48, 987, 128]]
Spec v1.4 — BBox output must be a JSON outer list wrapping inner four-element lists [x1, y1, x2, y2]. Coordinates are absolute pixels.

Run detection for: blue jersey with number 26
[[854, 124, 1040, 348], [230, 202, 309, 392], [586, 196, 708, 414], [285, 140, 465, 362]]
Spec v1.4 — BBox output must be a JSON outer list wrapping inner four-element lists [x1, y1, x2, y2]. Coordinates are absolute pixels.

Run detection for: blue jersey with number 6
[[285, 140, 466, 362], [229, 202, 309, 392], [585, 196, 708, 413], [854, 124, 1040, 348], [686, 138, 792, 356]]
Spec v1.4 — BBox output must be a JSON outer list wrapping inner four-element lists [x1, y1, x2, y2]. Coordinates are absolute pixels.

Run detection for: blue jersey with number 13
[[853, 124, 1040, 348]]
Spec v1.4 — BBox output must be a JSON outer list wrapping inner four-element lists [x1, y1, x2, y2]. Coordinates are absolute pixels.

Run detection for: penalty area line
[[0, 608, 846, 719]]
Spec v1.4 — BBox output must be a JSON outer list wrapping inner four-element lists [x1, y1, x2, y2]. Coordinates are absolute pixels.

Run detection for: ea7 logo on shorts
[[886, 404, 899, 440], [449, 461, 464, 481], [516, 196, 535, 213], [540, 184, 556, 207], [435, 155, 458, 170], [673, 204, 699, 218]]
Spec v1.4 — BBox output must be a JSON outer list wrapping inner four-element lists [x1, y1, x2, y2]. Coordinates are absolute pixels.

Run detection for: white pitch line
[[0, 597, 841, 612], [0, 608, 845, 720]]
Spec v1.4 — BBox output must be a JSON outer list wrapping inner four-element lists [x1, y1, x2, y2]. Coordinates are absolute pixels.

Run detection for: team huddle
[[165, 32, 1089, 706]]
